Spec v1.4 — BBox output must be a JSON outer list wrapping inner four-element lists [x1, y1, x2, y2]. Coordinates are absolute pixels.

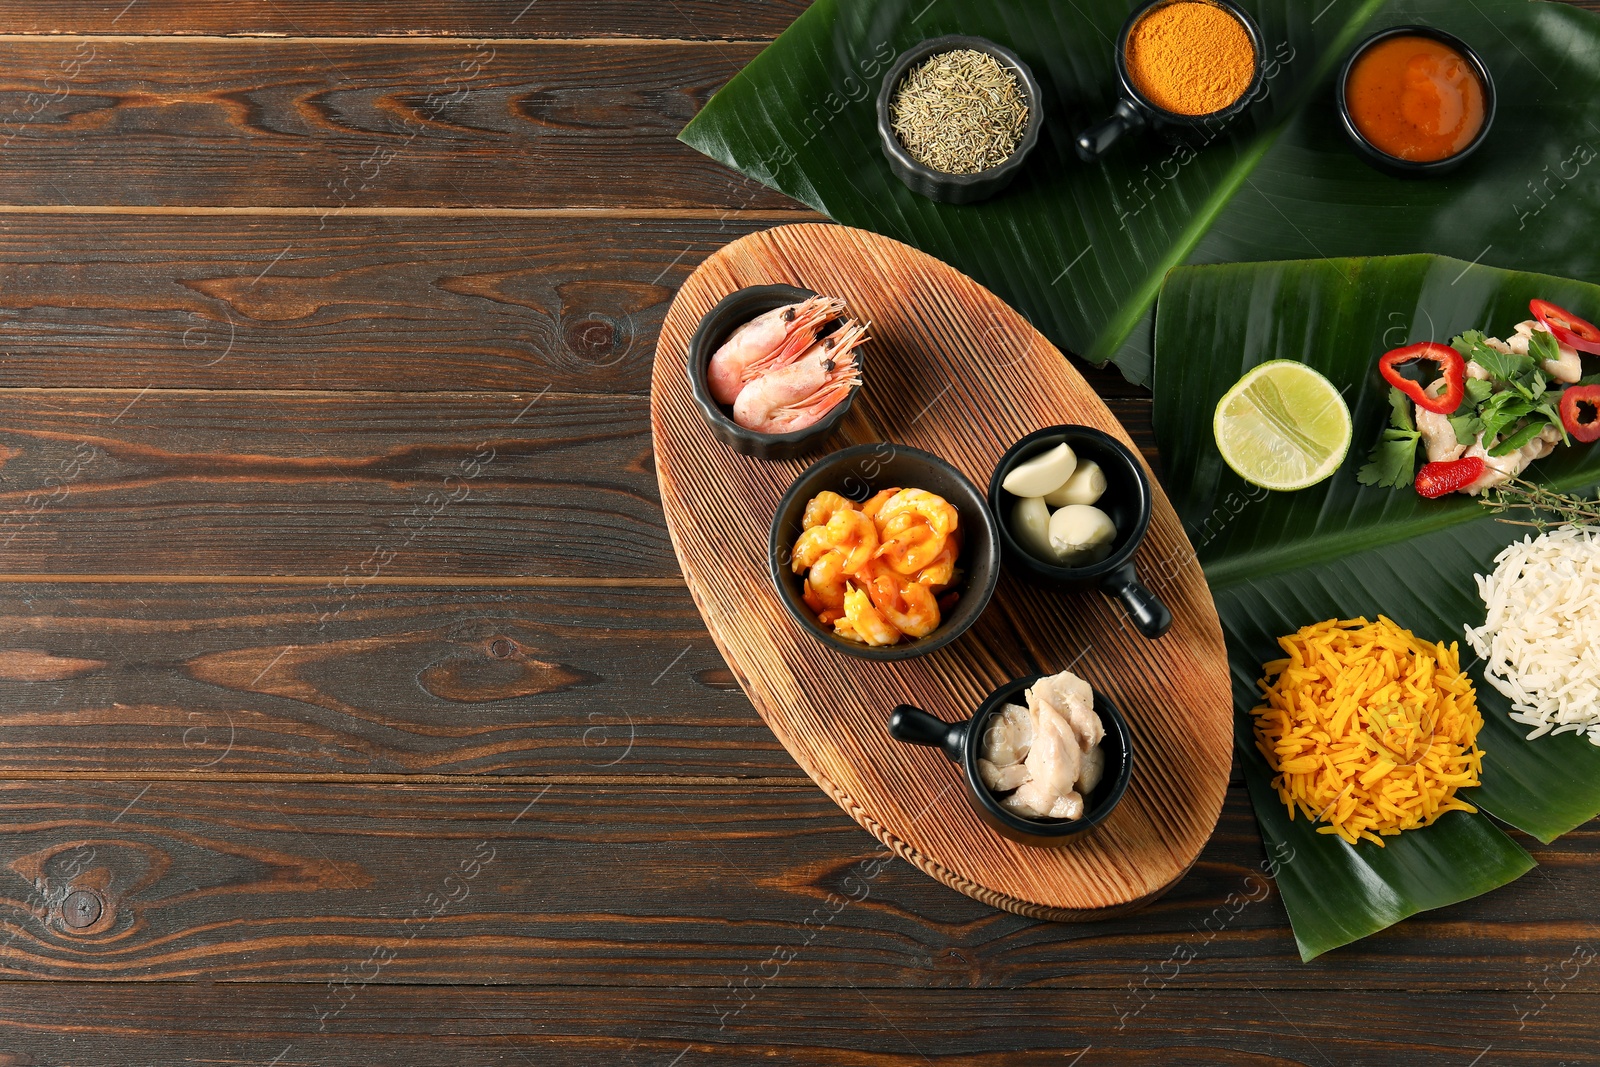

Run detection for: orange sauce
[[1345, 35, 1485, 162]]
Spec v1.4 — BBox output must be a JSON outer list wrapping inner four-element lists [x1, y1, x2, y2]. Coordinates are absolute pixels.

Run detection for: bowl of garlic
[[987, 425, 1171, 639]]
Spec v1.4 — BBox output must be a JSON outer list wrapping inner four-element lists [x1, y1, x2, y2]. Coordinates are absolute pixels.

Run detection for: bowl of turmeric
[[1074, 0, 1265, 162]]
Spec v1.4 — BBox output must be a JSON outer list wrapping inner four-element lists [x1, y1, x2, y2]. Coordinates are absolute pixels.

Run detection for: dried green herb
[[890, 49, 1028, 175], [1479, 478, 1600, 530]]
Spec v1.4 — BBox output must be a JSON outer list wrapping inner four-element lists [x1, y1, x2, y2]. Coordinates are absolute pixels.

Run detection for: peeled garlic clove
[[1049, 504, 1117, 566], [1044, 459, 1106, 507], [1010, 496, 1055, 562], [1002, 443, 1076, 498]]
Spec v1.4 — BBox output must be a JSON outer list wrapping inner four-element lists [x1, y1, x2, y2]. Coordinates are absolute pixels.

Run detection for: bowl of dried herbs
[[875, 35, 1043, 205]]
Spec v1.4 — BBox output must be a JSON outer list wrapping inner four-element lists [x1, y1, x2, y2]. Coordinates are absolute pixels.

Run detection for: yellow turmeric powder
[[1125, 1, 1255, 116]]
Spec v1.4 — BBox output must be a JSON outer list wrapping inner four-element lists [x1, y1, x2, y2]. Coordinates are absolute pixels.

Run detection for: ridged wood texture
[[652, 223, 1231, 918]]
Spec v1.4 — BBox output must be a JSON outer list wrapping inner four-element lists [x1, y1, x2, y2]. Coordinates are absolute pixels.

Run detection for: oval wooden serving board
[[651, 224, 1231, 918]]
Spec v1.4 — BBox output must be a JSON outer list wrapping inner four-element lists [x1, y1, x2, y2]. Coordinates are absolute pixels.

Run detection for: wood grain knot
[[418, 644, 597, 704], [58, 889, 103, 932], [564, 314, 619, 363], [693, 666, 738, 691]]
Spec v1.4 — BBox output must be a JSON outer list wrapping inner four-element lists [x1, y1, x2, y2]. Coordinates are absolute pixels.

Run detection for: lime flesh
[[1213, 360, 1352, 491]]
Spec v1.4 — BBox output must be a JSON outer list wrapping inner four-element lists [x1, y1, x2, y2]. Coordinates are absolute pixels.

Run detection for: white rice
[[1465, 525, 1600, 744]]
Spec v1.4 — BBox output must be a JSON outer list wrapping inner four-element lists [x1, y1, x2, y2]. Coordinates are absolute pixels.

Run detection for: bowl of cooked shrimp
[[769, 443, 1000, 661], [688, 284, 868, 460]]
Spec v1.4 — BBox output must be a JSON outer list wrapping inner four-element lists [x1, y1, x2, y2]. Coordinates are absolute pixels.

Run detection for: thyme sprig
[[1479, 478, 1600, 530]]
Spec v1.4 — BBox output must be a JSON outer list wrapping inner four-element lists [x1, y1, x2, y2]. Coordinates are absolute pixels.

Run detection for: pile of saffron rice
[[1252, 616, 1485, 847]]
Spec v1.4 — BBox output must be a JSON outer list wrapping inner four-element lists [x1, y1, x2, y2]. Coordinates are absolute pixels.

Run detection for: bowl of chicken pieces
[[887, 668, 1133, 847]]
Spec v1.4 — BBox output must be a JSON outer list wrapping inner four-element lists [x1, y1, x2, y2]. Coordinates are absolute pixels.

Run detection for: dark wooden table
[[0, 3, 1595, 1063]]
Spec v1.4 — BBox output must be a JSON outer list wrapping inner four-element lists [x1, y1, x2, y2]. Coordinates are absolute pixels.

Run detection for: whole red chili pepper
[[1379, 342, 1466, 415], [1415, 456, 1486, 499], [1560, 384, 1600, 444]]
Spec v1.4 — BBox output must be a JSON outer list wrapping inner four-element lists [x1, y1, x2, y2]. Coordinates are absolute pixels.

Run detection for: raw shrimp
[[791, 508, 878, 574], [731, 321, 867, 434], [858, 560, 941, 638], [707, 296, 846, 406], [835, 585, 901, 646], [802, 549, 850, 625]]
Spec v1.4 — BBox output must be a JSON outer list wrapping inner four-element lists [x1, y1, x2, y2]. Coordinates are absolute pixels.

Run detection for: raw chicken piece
[[1000, 696, 1082, 819], [1078, 746, 1106, 796], [978, 758, 1030, 792], [979, 669, 1108, 821], [1028, 670, 1103, 751], [1045, 792, 1085, 820], [1416, 404, 1466, 463], [1510, 320, 1582, 383], [1463, 425, 1563, 494], [979, 703, 1032, 769]]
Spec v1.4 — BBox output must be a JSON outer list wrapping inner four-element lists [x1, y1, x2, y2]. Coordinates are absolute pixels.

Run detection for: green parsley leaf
[[1481, 393, 1534, 446], [1528, 329, 1562, 367], [1358, 428, 1421, 488], [1461, 376, 1495, 408], [1535, 398, 1570, 446], [1454, 330, 1533, 382], [1449, 412, 1484, 446], [1385, 385, 1415, 432]]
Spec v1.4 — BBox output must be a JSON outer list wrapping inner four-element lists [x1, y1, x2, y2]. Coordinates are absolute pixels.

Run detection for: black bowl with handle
[[1074, 0, 1266, 162], [989, 425, 1172, 639], [887, 673, 1134, 847]]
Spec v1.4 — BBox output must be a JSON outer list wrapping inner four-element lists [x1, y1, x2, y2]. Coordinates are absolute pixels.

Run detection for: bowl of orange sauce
[[1337, 25, 1495, 177]]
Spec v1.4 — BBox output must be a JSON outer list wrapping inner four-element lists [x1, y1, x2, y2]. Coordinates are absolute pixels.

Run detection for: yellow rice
[[1252, 616, 1485, 847]]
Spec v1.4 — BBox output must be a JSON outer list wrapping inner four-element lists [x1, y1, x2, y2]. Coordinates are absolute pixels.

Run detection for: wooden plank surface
[[0, 1, 809, 39], [0, 779, 1587, 987], [0, 984, 1591, 1064], [0, 38, 794, 209], [0, 214, 779, 393], [0, 582, 782, 777]]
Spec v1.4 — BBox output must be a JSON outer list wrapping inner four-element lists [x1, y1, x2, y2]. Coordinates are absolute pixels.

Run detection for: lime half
[[1213, 360, 1351, 491]]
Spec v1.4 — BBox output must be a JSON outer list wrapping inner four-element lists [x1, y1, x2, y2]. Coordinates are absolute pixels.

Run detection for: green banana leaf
[[1153, 253, 1600, 957], [680, 0, 1600, 386]]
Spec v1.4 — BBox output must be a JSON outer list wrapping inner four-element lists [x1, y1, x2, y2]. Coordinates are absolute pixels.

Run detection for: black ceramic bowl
[[769, 443, 1000, 661], [876, 35, 1044, 204], [687, 284, 863, 461], [887, 674, 1134, 847], [1336, 25, 1496, 178], [989, 425, 1171, 639], [1075, 0, 1266, 162]]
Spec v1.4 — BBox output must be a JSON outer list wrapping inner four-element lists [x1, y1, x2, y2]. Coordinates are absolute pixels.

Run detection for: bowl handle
[[1101, 562, 1173, 639], [888, 705, 966, 762], [1074, 99, 1146, 162]]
